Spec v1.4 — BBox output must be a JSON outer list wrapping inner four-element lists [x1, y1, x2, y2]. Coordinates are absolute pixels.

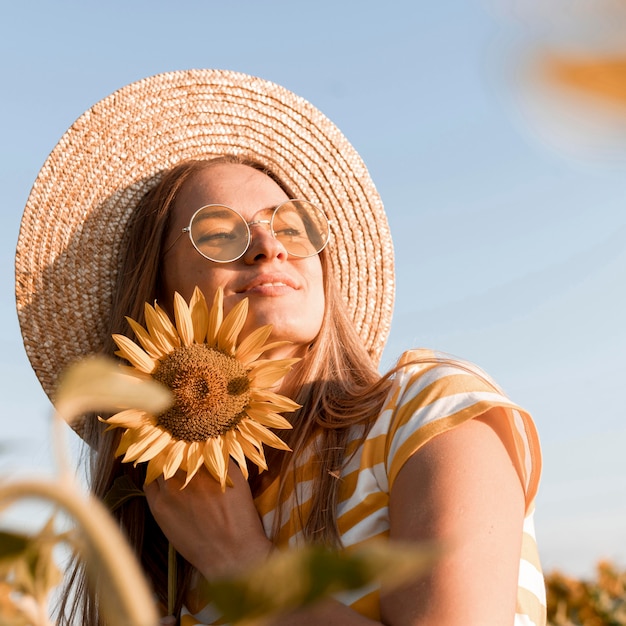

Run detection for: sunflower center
[[152, 344, 251, 441]]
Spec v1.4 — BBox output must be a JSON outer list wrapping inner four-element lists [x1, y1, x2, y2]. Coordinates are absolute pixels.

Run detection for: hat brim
[[15, 69, 395, 404]]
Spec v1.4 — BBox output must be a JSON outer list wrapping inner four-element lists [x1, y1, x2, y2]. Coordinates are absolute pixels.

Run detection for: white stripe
[[519, 558, 547, 605], [338, 461, 391, 544], [365, 405, 394, 438], [260, 478, 313, 543], [393, 362, 474, 405], [181, 601, 222, 623], [340, 460, 387, 503], [340, 505, 390, 546], [523, 510, 537, 536]]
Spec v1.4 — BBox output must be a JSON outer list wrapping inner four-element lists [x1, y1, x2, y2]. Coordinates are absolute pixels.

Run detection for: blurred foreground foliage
[[0, 357, 440, 625], [546, 561, 626, 626]]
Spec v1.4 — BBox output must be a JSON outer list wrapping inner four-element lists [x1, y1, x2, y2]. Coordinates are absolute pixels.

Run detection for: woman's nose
[[243, 222, 288, 263]]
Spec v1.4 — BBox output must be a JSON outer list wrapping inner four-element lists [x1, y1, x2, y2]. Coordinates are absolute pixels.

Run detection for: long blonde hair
[[58, 156, 394, 624]]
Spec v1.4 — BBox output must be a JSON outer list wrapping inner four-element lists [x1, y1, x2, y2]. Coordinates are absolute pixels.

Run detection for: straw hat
[[15, 69, 395, 411]]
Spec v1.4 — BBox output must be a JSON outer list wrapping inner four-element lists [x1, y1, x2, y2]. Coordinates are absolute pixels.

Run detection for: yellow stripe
[[521, 531, 543, 572], [355, 432, 388, 468], [349, 589, 381, 620], [515, 411, 542, 503], [337, 490, 388, 533], [339, 433, 388, 499], [516, 586, 547, 625], [395, 369, 499, 413]]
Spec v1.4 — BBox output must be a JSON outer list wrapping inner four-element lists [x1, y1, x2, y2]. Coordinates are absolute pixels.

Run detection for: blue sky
[[2, 1, 625, 577]]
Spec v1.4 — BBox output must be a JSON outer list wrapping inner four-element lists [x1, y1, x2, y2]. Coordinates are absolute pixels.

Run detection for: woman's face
[[161, 163, 325, 358]]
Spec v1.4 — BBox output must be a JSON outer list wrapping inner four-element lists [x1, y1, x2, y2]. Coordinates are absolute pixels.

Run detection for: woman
[[15, 70, 545, 625]]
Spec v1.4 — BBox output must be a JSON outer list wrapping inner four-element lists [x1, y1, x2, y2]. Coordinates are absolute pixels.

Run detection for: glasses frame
[[179, 199, 331, 264]]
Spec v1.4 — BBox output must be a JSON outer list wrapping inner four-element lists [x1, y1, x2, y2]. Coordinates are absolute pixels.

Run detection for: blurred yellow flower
[[542, 54, 626, 112], [103, 287, 299, 489]]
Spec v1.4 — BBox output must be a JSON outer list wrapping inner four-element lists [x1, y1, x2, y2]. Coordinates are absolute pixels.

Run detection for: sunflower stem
[[168, 541, 177, 616], [0, 478, 158, 626]]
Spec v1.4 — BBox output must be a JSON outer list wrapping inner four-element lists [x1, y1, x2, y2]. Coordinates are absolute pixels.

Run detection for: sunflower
[[101, 286, 300, 490]]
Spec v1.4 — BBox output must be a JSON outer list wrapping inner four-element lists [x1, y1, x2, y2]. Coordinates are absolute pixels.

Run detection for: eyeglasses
[[172, 199, 331, 263]]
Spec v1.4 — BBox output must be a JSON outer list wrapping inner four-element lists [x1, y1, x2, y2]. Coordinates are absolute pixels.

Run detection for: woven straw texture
[[15, 69, 395, 405]]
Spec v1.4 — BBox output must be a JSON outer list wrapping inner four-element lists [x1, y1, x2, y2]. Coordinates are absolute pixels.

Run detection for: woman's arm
[[382, 408, 525, 625]]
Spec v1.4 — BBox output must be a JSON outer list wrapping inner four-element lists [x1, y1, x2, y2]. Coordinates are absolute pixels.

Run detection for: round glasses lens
[[189, 205, 249, 262], [272, 200, 330, 257]]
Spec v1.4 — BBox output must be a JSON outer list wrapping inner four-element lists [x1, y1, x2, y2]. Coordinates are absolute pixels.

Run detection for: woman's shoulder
[[370, 347, 509, 447], [379, 347, 534, 437], [373, 348, 542, 504]]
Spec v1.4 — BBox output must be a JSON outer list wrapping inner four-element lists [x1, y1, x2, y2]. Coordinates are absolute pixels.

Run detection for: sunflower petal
[[154, 303, 182, 347], [249, 391, 301, 413], [184, 440, 201, 470], [183, 442, 205, 488], [142, 304, 172, 354], [101, 409, 152, 427], [224, 431, 248, 479], [248, 359, 300, 388], [218, 298, 249, 354], [133, 431, 173, 464], [126, 316, 164, 358], [234, 324, 274, 365], [248, 340, 294, 355], [144, 303, 180, 353], [145, 454, 168, 484], [124, 426, 169, 462], [203, 437, 227, 490], [239, 419, 291, 451], [245, 407, 293, 429], [112, 334, 156, 374], [221, 434, 232, 476], [235, 428, 268, 471], [162, 439, 187, 479], [173, 292, 195, 346], [115, 428, 136, 456], [206, 288, 224, 346], [189, 287, 209, 343]]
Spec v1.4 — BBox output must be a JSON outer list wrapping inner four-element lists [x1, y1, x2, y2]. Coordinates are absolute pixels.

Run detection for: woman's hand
[[144, 461, 273, 581]]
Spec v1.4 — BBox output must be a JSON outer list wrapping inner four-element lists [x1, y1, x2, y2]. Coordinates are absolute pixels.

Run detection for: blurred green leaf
[[206, 540, 441, 623], [103, 476, 146, 512], [0, 531, 30, 564], [0, 516, 62, 625]]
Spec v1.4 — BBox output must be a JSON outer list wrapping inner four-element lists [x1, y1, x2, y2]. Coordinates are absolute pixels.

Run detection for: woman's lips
[[236, 274, 298, 295]]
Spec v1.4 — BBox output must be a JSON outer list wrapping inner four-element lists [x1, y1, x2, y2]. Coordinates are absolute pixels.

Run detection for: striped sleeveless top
[[182, 349, 546, 625]]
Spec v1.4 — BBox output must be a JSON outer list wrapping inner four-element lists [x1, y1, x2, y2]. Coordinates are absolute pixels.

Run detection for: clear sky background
[[1, 0, 625, 578]]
